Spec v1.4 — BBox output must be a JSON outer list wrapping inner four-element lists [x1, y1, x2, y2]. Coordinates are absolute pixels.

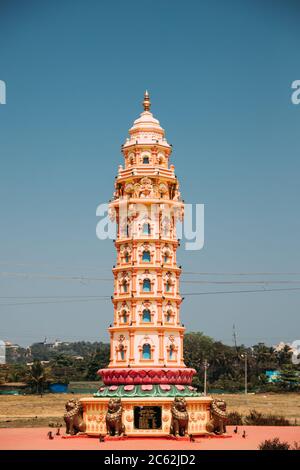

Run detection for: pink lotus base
[[98, 367, 196, 385]]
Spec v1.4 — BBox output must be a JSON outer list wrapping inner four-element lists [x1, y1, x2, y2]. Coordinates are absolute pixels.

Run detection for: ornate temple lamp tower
[[81, 93, 214, 437], [101, 91, 194, 384]]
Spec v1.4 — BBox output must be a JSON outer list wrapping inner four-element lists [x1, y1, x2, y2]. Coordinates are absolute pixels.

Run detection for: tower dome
[[124, 91, 169, 148]]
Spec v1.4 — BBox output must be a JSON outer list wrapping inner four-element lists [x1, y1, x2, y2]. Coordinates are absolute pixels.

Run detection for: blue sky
[[0, 0, 299, 346]]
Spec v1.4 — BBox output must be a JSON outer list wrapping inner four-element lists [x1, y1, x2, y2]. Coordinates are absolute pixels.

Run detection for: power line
[[2, 271, 300, 285], [0, 286, 299, 307], [1, 282, 300, 301], [182, 287, 300, 295], [1, 261, 300, 277], [184, 271, 300, 276], [0, 272, 112, 282], [0, 261, 112, 272], [0, 298, 110, 307], [0, 295, 111, 299], [181, 280, 300, 285]]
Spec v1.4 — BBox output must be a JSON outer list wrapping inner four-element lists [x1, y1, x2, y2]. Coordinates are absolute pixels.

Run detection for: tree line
[[1, 333, 299, 393]]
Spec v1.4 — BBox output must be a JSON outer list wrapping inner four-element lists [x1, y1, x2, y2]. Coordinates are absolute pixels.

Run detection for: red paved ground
[[0, 426, 299, 450]]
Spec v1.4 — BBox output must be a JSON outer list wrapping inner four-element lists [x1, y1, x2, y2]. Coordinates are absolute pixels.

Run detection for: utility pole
[[241, 353, 248, 395], [245, 353, 248, 395], [203, 360, 209, 396], [232, 324, 238, 352]]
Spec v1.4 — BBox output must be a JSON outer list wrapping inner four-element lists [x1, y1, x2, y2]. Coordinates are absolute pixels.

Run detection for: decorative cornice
[[111, 294, 182, 303], [108, 325, 185, 333]]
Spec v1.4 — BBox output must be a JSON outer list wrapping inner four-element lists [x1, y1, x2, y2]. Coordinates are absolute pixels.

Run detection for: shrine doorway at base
[[134, 406, 162, 430]]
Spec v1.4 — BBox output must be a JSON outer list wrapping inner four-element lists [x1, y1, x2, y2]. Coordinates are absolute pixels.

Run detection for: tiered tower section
[[99, 92, 195, 386]]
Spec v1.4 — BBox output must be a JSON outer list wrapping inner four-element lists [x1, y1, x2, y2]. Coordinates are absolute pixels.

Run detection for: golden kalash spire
[[143, 90, 151, 111]]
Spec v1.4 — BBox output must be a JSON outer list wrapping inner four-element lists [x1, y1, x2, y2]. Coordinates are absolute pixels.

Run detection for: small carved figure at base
[[49, 421, 62, 428], [169, 397, 189, 437], [106, 398, 125, 437], [64, 399, 86, 435], [206, 399, 227, 435]]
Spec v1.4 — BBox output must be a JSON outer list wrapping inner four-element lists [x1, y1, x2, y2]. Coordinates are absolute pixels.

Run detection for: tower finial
[[143, 90, 151, 111]]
